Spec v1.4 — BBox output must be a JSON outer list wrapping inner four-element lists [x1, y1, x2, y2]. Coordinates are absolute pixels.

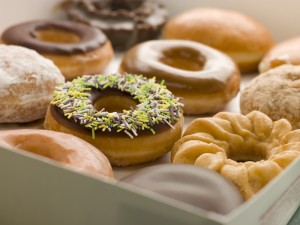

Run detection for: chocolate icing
[[61, 0, 169, 51], [50, 88, 171, 137], [121, 164, 244, 215], [1, 20, 107, 55]]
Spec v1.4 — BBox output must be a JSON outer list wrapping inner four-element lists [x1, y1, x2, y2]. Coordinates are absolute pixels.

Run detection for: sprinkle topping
[[51, 74, 183, 138]]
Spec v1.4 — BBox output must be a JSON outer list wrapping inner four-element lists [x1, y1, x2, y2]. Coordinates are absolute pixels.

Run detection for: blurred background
[[0, 0, 300, 42]]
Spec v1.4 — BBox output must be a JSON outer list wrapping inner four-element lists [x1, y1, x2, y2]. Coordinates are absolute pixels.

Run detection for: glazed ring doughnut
[[44, 73, 184, 166], [120, 40, 240, 115], [0, 129, 114, 178], [1, 20, 114, 80], [259, 37, 300, 73], [240, 65, 300, 129], [172, 111, 300, 200]]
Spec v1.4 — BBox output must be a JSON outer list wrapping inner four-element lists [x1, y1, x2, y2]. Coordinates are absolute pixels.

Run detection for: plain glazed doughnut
[[0, 44, 64, 123], [162, 8, 274, 73], [172, 111, 300, 200], [240, 65, 300, 129], [1, 20, 114, 80], [0, 129, 114, 178], [44, 73, 184, 166], [119, 40, 240, 115], [259, 37, 300, 73], [121, 164, 244, 214], [61, 0, 169, 51]]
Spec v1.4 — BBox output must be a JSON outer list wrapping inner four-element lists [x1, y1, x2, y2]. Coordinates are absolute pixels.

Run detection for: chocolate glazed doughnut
[[1, 20, 114, 80], [61, 0, 169, 51], [44, 74, 184, 166]]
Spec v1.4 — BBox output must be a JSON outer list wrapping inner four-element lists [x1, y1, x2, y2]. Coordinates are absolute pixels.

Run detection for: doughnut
[[0, 129, 114, 178], [44, 73, 184, 166], [119, 40, 240, 115], [121, 164, 243, 214], [259, 37, 300, 73], [240, 65, 300, 129], [0, 44, 64, 123], [162, 8, 274, 73], [171, 111, 300, 200], [61, 0, 169, 51], [1, 20, 114, 80]]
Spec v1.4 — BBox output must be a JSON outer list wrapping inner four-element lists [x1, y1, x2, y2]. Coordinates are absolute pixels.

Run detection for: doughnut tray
[[1, 0, 300, 224], [0, 57, 299, 225]]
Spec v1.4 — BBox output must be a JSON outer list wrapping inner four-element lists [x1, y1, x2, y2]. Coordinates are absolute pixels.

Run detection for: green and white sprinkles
[[51, 74, 183, 138]]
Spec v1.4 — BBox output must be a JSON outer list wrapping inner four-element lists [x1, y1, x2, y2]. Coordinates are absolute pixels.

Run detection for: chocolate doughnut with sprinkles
[[44, 73, 184, 166]]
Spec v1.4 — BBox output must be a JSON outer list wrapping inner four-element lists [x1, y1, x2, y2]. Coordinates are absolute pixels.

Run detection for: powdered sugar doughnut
[[0, 45, 65, 123], [240, 65, 300, 129]]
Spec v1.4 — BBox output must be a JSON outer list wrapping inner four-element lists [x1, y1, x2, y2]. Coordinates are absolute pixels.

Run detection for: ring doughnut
[[162, 8, 274, 73], [61, 0, 169, 51], [0, 129, 114, 178], [0, 44, 64, 123], [44, 73, 184, 166], [1, 20, 114, 80], [259, 37, 300, 73], [240, 65, 300, 129], [121, 164, 244, 214], [119, 40, 240, 115], [172, 111, 300, 199]]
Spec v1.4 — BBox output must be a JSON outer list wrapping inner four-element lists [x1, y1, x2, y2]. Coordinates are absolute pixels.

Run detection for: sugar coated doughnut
[[121, 164, 244, 214], [241, 65, 300, 129], [172, 111, 300, 199], [1, 20, 114, 80], [0, 44, 64, 123], [0, 129, 114, 178], [259, 37, 300, 73], [120, 40, 240, 115], [44, 73, 184, 166], [163, 8, 274, 73], [61, 0, 169, 51]]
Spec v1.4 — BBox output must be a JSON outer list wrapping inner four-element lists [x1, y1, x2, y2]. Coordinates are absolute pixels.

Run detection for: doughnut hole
[[34, 27, 80, 44], [93, 92, 137, 113], [227, 141, 269, 163], [159, 47, 206, 71]]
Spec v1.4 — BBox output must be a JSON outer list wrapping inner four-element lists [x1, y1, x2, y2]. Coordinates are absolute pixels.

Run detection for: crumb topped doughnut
[[0, 44, 64, 123], [240, 65, 300, 129], [163, 8, 274, 73], [62, 0, 169, 51], [1, 20, 114, 80], [121, 164, 244, 214], [120, 40, 240, 115], [45, 73, 184, 166], [172, 111, 300, 199], [0, 129, 114, 178]]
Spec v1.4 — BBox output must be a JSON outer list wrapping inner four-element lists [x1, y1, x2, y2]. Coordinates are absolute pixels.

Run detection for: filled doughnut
[[240, 65, 300, 129], [119, 40, 240, 115], [0, 44, 64, 123], [44, 73, 184, 166], [172, 111, 300, 200], [162, 8, 274, 73], [259, 37, 300, 73], [61, 0, 169, 51], [121, 164, 244, 214], [1, 20, 114, 80], [0, 129, 114, 178]]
